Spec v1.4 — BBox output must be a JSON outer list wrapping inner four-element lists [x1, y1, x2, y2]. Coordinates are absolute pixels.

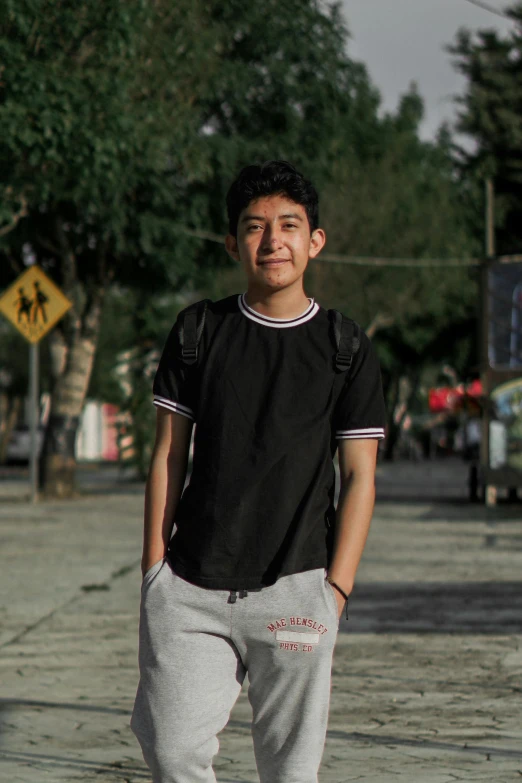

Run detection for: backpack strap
[[328, 310, 361, 372], [179, 299, 210, 365]]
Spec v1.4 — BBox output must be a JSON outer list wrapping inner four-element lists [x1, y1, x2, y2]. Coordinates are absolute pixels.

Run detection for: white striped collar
[[238, 294, 319, 329]]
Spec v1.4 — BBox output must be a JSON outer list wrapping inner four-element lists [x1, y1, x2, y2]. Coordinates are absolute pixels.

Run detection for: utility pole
[[485, 178, 495, 259], [483, 178, 497, 507]]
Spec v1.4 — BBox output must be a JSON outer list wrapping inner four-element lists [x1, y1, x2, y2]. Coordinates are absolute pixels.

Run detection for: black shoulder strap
[[179, 299, 210, 365], [328, 310, 361, 372]]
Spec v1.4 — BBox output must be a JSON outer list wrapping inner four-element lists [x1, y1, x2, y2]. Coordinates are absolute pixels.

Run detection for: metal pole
[[485, 178, 495, 258], [483, 178, 496, 506], [29, 341, 39, 503]]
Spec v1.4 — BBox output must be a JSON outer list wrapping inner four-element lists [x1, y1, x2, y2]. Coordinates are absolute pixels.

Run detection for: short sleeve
[[152, 316, 196, 422], [333, 332, 386, 440]]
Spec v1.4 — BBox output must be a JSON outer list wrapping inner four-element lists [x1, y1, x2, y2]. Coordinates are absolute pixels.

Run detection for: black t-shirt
[[153, 294, 386, 590]]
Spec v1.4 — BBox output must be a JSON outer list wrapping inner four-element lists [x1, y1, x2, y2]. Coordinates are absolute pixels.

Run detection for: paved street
[[0, 459, 521, 782]]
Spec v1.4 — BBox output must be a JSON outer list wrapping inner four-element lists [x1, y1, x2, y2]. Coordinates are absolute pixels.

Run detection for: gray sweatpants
[[131, 561, 339, 783]]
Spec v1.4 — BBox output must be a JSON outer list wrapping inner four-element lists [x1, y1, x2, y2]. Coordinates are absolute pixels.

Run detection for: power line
[[177, 226, 225, 244], [176, 224, 479, 267], [460, 0, 511, 20], [318, 253, 479, 268], [319, 252, 522, 267], [176, 224, 522, 267]]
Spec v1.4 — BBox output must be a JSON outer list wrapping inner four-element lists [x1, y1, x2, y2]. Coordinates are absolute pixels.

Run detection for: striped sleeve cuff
[[336, 427, 385, 440], [153, 395, 195, 421]]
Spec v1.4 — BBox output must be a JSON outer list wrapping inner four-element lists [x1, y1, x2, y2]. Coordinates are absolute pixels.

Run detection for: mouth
[[257, 258, 289, 268]]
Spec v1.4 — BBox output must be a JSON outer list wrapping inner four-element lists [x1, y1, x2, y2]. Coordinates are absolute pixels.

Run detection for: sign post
[[29, 343, 39, 503], [0, 266, 72, 502]]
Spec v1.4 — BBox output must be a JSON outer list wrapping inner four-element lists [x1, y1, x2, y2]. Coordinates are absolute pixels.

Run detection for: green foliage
[[198, 0, 379, 169], [0, 0, 485, 468], [0, 0, 214, 293], [179, 0, 382, 279], [448, 3, 522, 254], [310, 85, 480, 375], [0, 0, 383, 296], [203, 82, 480, 391], [0, 0, 218, 484]]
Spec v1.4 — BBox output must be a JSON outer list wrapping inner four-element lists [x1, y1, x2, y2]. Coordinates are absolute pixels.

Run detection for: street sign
[[0, 265, 72, 344], [0, 266, 73, 503]]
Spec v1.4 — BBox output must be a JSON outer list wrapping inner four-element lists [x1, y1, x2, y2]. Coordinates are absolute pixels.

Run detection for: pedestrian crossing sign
[[0, 265, 73, 344]]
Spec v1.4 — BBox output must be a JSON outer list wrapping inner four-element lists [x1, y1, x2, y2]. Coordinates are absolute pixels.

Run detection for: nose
[[261, 226, 283, 252]]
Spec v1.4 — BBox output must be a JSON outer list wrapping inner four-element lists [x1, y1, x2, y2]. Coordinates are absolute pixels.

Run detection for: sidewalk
[[0, 460, 521, 782]]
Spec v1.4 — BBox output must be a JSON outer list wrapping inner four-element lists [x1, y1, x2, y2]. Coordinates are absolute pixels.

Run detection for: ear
[[309, 228, 326, 259], [225, 234, 240, 262]]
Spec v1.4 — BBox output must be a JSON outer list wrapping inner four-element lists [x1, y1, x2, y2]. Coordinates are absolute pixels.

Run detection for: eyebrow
[[241, 212, 304, 222]]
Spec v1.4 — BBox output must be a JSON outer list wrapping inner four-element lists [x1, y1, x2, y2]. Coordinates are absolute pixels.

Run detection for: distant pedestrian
[[131, 160, 386, 782], [32, 280, 48, 324]]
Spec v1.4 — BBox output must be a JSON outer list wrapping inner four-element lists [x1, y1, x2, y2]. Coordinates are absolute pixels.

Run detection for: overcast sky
[[340, 0, 515, 139]]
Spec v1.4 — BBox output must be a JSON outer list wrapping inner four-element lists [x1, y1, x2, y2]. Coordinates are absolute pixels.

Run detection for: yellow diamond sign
[[0, 266, 73, 344]]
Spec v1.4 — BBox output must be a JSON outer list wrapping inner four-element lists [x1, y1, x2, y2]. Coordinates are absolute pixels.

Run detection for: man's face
[[225, 194, 325, 294]]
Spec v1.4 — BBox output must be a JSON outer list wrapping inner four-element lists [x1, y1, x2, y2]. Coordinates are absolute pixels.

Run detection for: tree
[[448, 3, 522, 254], [0, 0, 215, 495], [1, 0, 384, 494], [167, 80, 481, 459], [177, 0, 382, 274], [309, 86, 480, 457]]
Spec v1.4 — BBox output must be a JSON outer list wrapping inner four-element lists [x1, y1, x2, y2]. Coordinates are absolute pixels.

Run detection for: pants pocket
[[141, 558, 165, 590], [322, 572, 340, 620]]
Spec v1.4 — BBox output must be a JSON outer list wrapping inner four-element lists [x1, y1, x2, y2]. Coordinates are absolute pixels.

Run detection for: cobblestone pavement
[[0, 460, 521, 782]]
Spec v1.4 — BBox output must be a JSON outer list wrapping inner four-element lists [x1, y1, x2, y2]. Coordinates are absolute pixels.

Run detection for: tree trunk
[[41, 296, 103, 498]]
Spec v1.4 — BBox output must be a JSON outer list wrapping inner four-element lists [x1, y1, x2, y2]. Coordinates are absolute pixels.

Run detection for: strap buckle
[[335, 351, 354, 372], [181, 346, 198, 363]]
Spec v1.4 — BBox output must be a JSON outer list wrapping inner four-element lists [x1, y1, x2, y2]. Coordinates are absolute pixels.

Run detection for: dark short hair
[[226, 160, 319, 237]]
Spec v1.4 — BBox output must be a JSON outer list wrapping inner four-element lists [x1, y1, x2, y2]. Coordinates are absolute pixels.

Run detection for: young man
[[131, 161, 386, 783]]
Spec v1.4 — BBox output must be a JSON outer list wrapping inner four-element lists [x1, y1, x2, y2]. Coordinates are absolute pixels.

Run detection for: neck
[[244, 285, 310, 320]]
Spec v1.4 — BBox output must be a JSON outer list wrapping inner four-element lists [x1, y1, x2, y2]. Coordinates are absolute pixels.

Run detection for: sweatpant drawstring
[[228, 589, 249, 603]]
